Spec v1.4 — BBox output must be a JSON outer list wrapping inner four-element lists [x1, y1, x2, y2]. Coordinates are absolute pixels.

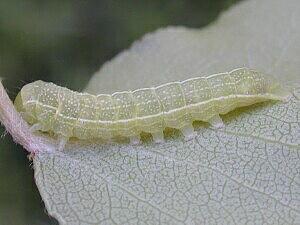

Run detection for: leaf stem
[[0, 80, 55, 154]]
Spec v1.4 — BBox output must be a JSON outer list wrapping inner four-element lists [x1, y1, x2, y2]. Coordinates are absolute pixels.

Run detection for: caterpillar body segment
[[14, 68, 290, 148]]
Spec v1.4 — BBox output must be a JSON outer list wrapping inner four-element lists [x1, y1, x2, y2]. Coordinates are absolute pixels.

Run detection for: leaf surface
[[33, 0, 300, 224]]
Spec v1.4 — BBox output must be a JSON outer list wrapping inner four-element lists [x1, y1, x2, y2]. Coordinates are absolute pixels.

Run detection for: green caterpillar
[[14, 68, 290, 149]]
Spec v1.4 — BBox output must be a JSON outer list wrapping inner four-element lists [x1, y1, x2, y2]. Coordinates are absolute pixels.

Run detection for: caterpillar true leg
[[181, 124, 196, 140], [208, 115, 225, 129], [152, 131, 164, 143], [58, 137, 69, 151], [30, 123, 43, 133]]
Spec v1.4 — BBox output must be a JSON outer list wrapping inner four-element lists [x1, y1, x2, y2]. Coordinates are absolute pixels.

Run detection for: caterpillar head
[[14, 92, 24, 113], [14, 83, 38, 125]]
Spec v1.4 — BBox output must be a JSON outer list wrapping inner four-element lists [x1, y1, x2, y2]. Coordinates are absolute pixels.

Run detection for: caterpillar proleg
[[14, 68, 290, 149]]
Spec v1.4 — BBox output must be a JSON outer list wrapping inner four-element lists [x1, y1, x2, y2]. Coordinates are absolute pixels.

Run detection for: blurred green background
[[0, 0, 240, 224]]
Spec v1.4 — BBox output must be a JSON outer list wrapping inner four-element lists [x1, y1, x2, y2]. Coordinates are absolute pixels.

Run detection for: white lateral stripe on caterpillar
[[14, 67, 291, 146], [23, 93, 287, 124]]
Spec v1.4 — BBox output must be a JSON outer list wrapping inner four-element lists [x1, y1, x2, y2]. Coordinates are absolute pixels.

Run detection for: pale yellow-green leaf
[[33, 0, 300, 224]]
